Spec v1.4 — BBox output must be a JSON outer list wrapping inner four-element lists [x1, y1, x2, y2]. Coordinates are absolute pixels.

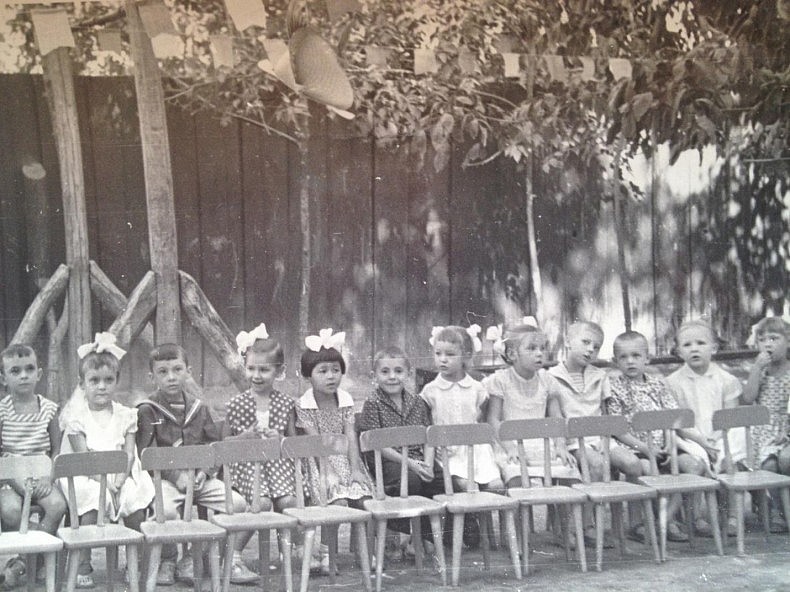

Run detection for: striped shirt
[[0, 394, 59, 456]]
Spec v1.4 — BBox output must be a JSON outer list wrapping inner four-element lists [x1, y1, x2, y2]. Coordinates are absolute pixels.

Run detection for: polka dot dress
[[753, 368, 790, 465], [225, 390, 296, 503]]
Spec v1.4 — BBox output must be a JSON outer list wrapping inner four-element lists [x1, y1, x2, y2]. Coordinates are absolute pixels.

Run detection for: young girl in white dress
[[59, 333, 154, 588]]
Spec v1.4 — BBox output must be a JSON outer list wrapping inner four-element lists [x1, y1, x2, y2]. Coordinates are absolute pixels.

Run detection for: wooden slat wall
[[0, 74, 766, 395]]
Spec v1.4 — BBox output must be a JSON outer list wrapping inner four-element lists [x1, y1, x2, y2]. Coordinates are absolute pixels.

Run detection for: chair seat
[[364, 495, 445, 520], [58, 524, 144, 549], [717, 470, 790, 492], [434, 491, 518, 514], [637, 474, 721, 494], [525, 465, 582, 482], [508, 485, 588, 505], [0, 531, 63, 555], [572, 481, 656, 503], [211, 511, 298, 532], [141, 519, 226, 544], [283, 505, 371, 527]]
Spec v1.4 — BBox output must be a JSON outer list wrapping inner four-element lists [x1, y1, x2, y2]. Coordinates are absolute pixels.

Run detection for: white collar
[[299, 388, 355, 409], [432, 373, 475, 390], [677, 363, 716, 380]]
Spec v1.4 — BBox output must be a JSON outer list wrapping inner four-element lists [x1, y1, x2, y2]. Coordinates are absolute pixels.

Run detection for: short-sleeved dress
[[420, 374, 500, 484], [59, 392, 154, 520], [295, 389, 372, 504], [753, 367, 790, 465], [225, 390, 296, 503], [0, 394, 58, 457]]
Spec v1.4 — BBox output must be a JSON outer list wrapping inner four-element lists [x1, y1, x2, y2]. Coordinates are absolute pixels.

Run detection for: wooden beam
[[22, 161, 51, 286], [45, 300, 69, 404], [108, 271, 157, 349], [125, 0, 181, 343], [89, 260, 155, 346], [11, 264, 70, 345], [41, 46, 91, 385], [179, 270, 246, 391]]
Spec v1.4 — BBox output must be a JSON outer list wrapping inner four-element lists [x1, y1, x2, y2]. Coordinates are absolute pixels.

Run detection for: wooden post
[[41, 47, 91, 385], [126, 0, 181, 343], [22, 161, 51, 287]]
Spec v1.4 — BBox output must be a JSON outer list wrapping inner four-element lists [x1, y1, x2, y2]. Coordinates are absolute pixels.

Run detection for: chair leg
[[354, 521, 372, 592], [280, 528, 293, 592], [779, 488, 790, 538], [24, 555, 34, 592], [572, 504, 587, 572], [208, 540, 221, 592], [106, 545, 118, 592], [734, 491, 746, 556], [411, 517, 424, 572], [300, 528, 315, 592], [145, 544, 161, 592], [451, 514, 464, 586], [706, 491, 724, 556], [594, 504, 605, 572], [611, 503, 624, 557], [519, 506, 530, 576], [191, 542, 203, 592], [503, 509, 521, 581], [126, 544, 140, 592], [683, 494, 695, 549], [479, 511, 491, 570], [428, 514, 446, 586], [44, 552, 57, 592], [328, 525, 338, 584], [258, 529, 271, 592], [222, 533, 235, 592], [559, 506, 571, 561], [760, 490, 771, 535], [65, 549, 80, 592], [642, 500, 660, 564], [374, 519, 386, 592], [658, 495, 668, 562]]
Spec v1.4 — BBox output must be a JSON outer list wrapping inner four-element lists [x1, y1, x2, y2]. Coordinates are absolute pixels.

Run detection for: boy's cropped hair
[[148, 343, 189, 370], [676, 318, 716, 340], [567, 320, 604, 342], [755, 316, 790, 338], [300, 346, 346, 377], [612, 331, 649, 354], [79, 351, 121, 379], [0, 343, 37, 362], [244, 338, 285, 365], [372, 345, 410, 370]]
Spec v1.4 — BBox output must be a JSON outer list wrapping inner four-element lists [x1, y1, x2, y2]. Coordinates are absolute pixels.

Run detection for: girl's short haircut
[[243, 338, 285, 366], [567, 320, 604, 342], [501, 324, 544, 365], [148, 343, 189, 370], [373, 346, 410, 370], [612, 331, 649, 355], [301, 347, 346, 377], [0, 343, 37, 362], [676, 319, 715, 342], [79, 351, 121, 380], [432, 325, 475, 358], [755, 316, 790, 338]]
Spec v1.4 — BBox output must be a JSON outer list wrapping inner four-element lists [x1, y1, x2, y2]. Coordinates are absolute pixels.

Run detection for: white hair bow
[[485, 324, 505, 356], [305, 328, 346, 352], [521, 316, 539, 328], [236, 323, 270, 356], [429, 325, 482, 352], [77, 332, 126, 360]]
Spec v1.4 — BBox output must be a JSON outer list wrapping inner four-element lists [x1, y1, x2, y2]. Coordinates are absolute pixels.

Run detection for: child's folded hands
[[410, 459, 434, 481]]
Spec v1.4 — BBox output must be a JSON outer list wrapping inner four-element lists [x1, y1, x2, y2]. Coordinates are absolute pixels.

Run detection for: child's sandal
[[76, 573, 95, 589]]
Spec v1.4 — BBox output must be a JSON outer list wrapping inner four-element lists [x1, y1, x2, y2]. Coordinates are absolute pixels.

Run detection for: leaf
[[430, 112, 455, 150], [631, 91, 653, 122], [434, 146, 450, 172], [695, 114, 717, 141], [462, 142, 483, 168]]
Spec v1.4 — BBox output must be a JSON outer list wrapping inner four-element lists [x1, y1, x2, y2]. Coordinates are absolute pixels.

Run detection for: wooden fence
[[0, 74, 757, 394]]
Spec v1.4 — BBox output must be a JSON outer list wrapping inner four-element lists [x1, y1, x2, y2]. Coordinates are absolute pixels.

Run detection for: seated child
[[0, 344, 67, 577], [294, 328, 373, 575], [421, 325, 502, 548], [666, 319, 743, 537], [358, 346, 444, 559], [136, 344, 256, 586], [483, 323, 571, 488], [59, 333, 155, 588], [604, 330, 710, 543]]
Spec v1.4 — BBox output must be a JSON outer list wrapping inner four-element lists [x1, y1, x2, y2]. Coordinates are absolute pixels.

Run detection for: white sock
[[232, 551, 243, 563]]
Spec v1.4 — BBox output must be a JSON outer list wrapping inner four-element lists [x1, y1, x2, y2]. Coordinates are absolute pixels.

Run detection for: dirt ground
[[4, 507, 789, 592]]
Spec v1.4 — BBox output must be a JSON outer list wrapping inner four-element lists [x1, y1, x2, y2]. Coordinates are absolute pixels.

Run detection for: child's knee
[[273, 495, 296, 513], [38, 488, 67, 517], [678, 454, 706, 476], [776, 448, 790, 475], [0, 494, 23, 528]]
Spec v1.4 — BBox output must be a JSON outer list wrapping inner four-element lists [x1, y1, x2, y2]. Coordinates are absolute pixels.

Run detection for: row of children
[[0, 316, 788, 587]]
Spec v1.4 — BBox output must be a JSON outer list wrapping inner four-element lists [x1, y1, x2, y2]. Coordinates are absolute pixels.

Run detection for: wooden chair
[[498, 417, 588, 574], [567, 415, 661, 571], [359, 425, 447, 591], [140, 445, 226, 592], [0, 455, 62, 592], [280, 434, 372, 592], [54, 451, 145, 592], [712, 405, 790, 556], [631, 409, 724, 561], [426, 423, 521, 586], [210, 439, 299, 592]]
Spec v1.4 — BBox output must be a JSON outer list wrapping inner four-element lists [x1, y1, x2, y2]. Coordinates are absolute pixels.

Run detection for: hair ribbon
[[305, 328, 346, 352], [236, 323, 270, 356], [77, 332, 126, 360]]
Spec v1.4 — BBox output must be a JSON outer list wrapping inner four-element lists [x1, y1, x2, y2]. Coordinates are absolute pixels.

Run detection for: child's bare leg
[[0, 488, 23, 531], [677, 454, 706, 530], [778, 445, 790, 476], [610, 448, 646, 528], [35, 486, 67, 535], [78, 511, 98, 573], [573, 448, 603, 536], [123, 509, 146, 532]]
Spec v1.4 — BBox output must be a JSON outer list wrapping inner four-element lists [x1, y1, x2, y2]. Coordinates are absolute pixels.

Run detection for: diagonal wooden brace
[[90, 261, 155, 347], [107, 270, 157, 349], [12, 263, 70, 345]]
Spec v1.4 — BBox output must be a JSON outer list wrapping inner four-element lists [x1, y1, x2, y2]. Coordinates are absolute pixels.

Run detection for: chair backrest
[[281, 434, 349, 507], [712, 405, 768, 473], [498, 418, 566, 487], [211, 438, 282, 513], [0, 455, 52, 534], [141, 445, 215, 523], [566, 416, 628, 483], [631, 409, 695, 476], [54, 451, 129, 529], [426, 423, 495, 494], [359, 425, 427, 500]]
